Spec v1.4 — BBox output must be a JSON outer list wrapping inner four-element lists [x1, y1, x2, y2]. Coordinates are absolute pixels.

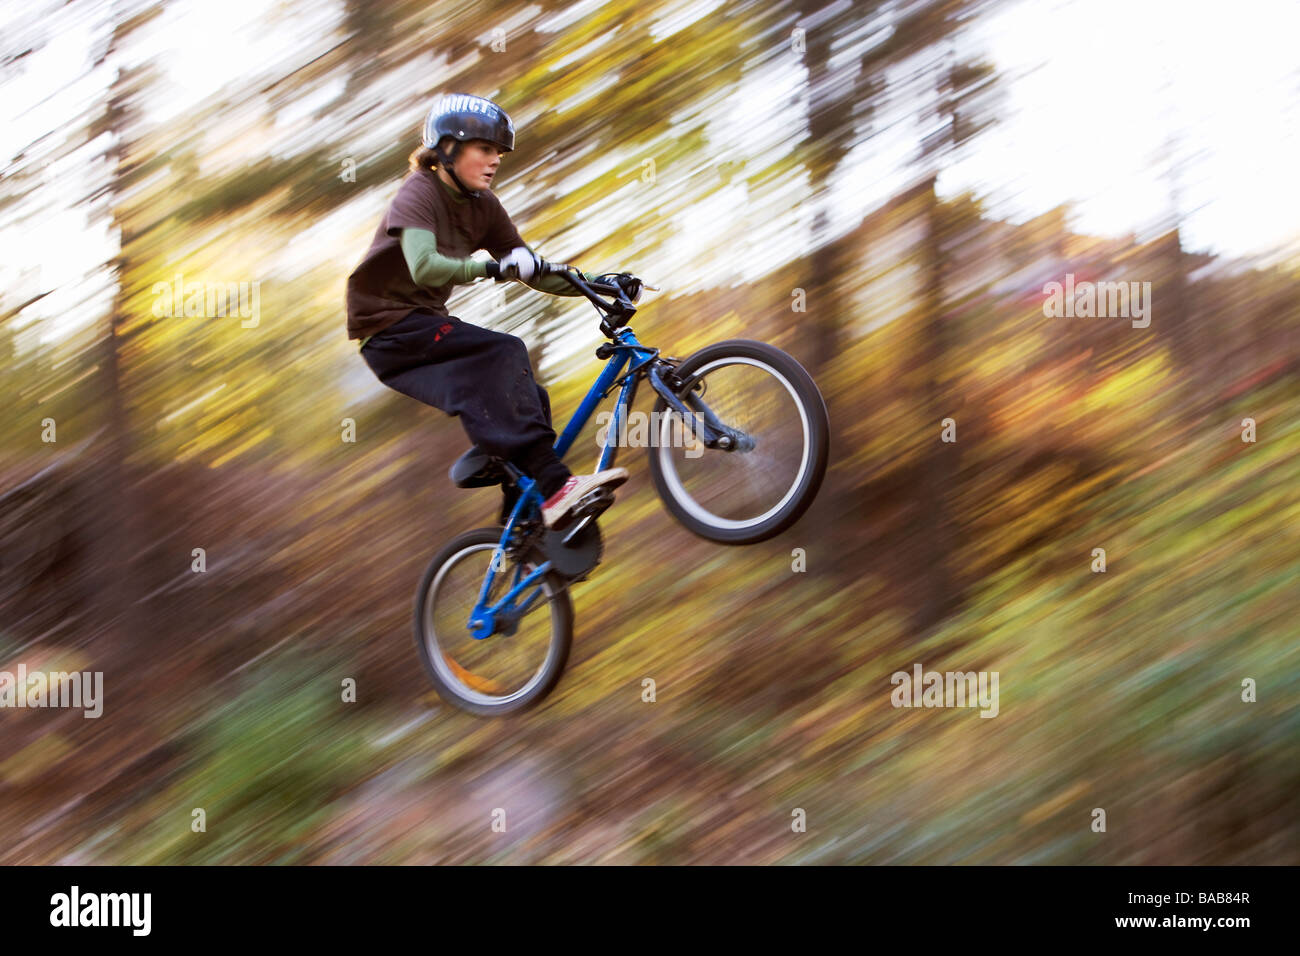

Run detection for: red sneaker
[[541, 468, 629, 530]]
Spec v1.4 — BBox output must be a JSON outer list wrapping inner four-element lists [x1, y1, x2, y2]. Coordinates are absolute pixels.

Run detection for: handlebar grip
[[540, 262, 621, 297]]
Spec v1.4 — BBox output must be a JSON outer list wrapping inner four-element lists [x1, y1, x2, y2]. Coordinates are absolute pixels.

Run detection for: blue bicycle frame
[[462, 270, 738, 641], [464, 324, 652, 640]]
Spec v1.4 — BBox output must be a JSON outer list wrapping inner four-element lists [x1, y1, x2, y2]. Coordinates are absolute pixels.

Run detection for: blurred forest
[[1, 0, 1297, 864]]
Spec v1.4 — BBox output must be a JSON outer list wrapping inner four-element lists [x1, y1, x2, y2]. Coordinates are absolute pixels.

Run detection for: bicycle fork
[[648, 361, 756, 453]]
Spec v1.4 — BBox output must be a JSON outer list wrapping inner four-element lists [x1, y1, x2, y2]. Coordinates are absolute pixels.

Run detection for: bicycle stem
[[546, 264, 637, 334]]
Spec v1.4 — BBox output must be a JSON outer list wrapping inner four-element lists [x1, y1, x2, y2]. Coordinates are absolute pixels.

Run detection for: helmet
[[421, 93, 515, 198]]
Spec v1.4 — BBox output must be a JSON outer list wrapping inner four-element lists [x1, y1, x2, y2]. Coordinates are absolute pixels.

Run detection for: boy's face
[[453, 139, 504, 190]]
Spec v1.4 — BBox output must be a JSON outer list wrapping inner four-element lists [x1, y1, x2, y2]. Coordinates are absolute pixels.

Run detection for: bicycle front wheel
[[649, 340, 829, 545], [413, 527, 573, 716]]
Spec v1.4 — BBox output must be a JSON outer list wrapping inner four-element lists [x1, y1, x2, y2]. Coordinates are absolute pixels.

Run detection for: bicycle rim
[[420, 542, 562, 708], [656, 357, 812, 531]]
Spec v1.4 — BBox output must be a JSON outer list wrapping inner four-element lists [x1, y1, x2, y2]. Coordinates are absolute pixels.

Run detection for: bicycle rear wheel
[[649, 340, 829, 545], [413, 527, 573, 716]]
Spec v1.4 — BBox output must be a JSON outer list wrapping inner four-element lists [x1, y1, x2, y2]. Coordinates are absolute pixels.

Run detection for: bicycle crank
[[542, 509, 605, 580]]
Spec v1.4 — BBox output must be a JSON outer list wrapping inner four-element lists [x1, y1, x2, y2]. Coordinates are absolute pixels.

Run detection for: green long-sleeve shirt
[[357, 229, 598, 350]]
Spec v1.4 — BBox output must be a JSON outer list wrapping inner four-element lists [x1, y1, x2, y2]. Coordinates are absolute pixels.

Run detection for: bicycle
[[414, 264, 830, 715]]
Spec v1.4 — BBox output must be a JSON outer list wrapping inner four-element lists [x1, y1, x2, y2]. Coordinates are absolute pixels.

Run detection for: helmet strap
[[434, 139, 480, 199]]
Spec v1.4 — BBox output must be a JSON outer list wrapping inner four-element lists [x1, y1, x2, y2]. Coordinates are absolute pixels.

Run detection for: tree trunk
[[95, 66, 142, 645], [911, 176, 961, 634]]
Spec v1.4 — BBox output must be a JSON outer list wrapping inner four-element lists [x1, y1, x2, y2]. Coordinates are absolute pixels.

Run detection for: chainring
[[540, 519, 603, 580]]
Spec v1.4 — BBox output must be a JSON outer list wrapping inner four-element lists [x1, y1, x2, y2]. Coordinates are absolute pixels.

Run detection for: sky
[[945, 0, 1300, 255]]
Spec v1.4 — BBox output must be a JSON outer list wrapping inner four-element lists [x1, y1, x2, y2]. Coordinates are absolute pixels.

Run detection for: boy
[[347, 93, 634, 529]]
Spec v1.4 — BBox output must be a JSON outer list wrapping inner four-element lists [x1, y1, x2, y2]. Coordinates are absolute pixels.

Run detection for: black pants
[[360, 310, 571, 496]]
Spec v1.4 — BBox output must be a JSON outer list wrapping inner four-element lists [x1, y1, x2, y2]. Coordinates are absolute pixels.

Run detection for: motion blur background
[[2, 0, 1297, 863]]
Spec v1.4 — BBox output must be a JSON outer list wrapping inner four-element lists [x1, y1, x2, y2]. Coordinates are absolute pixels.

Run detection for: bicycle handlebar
[[538, 261, 635, 321], [539, 261, 612, 291]]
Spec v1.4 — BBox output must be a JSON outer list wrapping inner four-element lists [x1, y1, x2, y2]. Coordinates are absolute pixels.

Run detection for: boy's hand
[[490, 247, 542, 282]]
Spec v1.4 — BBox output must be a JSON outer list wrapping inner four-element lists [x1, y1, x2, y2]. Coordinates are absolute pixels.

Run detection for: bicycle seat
[[449, 445, 506, 488]]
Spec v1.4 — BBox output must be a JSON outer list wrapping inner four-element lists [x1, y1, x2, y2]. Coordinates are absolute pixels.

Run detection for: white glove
[[496, 247, 540, 282]]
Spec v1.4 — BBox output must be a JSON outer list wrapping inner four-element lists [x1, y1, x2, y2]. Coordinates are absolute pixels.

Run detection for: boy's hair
[[408, 145, 441, 173]]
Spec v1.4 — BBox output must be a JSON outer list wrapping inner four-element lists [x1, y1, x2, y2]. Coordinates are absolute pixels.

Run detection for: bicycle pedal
[[571, 490, 615, 520]]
